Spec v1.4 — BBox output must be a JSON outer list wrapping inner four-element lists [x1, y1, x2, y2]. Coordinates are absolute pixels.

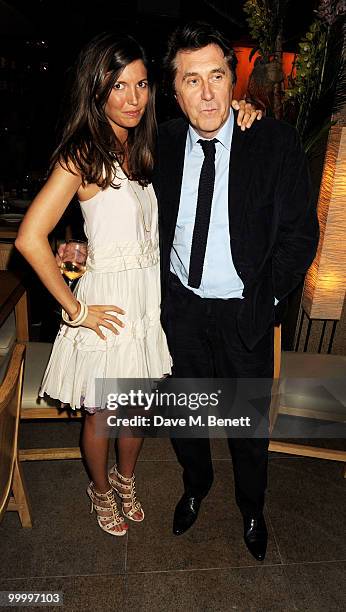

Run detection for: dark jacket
[[153, 114, 319, 350]]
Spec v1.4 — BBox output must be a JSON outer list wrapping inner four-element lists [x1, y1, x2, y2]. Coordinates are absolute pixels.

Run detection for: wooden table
[[0, 201, 29, 239], [0, 271, 28, 341], [0, 221, 22, 240]]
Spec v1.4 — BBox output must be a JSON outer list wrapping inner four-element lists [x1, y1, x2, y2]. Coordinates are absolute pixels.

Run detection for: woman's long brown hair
[[50, 32, 157, 188]]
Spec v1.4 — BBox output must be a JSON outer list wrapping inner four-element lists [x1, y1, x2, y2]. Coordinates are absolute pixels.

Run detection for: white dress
[[39, 167, 172, 412]]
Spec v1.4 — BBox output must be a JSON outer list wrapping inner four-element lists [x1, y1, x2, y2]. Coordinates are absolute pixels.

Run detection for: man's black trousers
[[163, 272, 274, 518]]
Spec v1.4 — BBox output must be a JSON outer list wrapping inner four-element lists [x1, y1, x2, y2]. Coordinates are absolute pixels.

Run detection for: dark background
[[0, 0, 321, 344], [0, 0, 316, 181]]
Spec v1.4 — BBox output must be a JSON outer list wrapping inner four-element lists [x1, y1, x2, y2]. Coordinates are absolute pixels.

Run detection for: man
[[154, 23, 319, 561]]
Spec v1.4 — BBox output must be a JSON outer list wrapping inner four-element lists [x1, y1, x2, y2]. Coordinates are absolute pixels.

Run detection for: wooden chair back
[[0, 343, 32, 526]]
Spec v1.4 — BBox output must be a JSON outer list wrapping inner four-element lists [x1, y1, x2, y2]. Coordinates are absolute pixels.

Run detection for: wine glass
[[60, 239, 88, 287]]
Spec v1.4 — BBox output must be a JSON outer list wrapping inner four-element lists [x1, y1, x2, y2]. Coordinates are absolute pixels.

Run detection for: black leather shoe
[[173, 494, 202, 536], [243, 514, 268, 561]]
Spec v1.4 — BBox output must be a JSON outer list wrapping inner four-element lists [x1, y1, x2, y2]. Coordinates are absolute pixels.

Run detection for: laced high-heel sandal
[[86, 482, 128, 536], [108, 464, 145, 522]]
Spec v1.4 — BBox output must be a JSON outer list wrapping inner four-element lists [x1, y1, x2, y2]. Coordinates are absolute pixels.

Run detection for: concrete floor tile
[[0, 461, 127, 579], [126, 461, 281, 572], [126, 566, 296, 612], [0, 574, 125, 612], [284, 561, 346, 612], [267, 459, 346, 563]]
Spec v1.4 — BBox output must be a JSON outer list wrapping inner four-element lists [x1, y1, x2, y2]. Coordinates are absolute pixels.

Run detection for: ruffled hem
[[39, 328, 172, 412]]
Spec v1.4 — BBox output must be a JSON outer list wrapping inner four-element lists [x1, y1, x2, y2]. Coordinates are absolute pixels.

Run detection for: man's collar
[[187, 108, 234, 154]]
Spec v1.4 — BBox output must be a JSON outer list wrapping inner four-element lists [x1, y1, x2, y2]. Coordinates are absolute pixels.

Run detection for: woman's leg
[[82, 411, 128, 533], [110, 434, 145, 521], [117, 436, 144, 478], [82, 411, 110, 492]]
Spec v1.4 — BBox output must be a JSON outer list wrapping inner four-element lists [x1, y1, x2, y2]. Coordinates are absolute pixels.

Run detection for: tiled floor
[[0, 422, 345, 612]]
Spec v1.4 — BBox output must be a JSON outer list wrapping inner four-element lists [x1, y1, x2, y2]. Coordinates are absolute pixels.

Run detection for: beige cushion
[[279, 352, 346, 422], [0, 310, 16, 385], [0, 351, 12, 386], [0, 311, 16, 356], [21, 342, 59, 410]]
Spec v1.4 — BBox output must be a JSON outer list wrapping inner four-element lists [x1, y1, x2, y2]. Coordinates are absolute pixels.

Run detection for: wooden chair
[[0, 242, 15, 271], [0, 271, 29, 402], [0, 343, 32, 527], [0, 271, 81, 462], [269, 325, 282, 433], [0, 311, 16, 386], [269, 327, 346, 477]]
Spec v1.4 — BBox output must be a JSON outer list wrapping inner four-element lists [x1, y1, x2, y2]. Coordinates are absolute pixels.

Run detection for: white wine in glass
[[61, 239, 88, 287], [61, 260, 86, 281]]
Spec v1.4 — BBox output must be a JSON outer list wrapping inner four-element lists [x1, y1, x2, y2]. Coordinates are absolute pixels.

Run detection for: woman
[[16, 32, 261, 536]]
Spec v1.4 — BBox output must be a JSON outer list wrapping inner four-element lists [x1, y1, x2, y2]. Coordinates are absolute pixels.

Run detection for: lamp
[[299, 125, 346, 351]]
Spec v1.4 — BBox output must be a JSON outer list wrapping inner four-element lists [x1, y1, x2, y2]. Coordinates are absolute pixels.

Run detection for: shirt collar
[[187, 108, 234, 155]]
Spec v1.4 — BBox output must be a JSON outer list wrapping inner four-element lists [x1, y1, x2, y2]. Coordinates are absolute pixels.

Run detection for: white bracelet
[[62, 301, 84, 325], [62, 300, 89, 327]]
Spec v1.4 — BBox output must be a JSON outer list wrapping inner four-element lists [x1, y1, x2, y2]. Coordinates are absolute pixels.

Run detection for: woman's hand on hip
[[81, 305, 126, 340]]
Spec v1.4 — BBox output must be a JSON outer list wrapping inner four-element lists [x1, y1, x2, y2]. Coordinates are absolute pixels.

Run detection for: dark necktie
[[188, 138, 217, 289]]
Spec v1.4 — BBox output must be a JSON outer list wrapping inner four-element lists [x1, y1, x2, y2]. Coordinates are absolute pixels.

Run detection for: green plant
[[284, 18, 329, 138], [283, 0, 345, 149], [243, 0, 345, 149], [243, 0, 276, 62]]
